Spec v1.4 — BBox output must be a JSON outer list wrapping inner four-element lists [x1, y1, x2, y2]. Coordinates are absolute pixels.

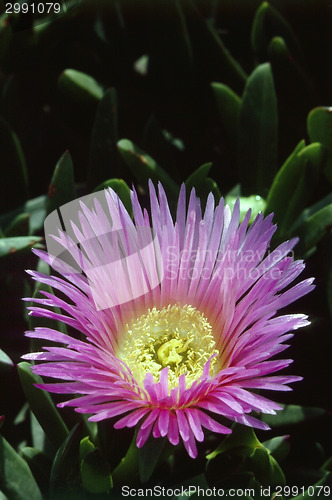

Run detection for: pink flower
[[23, 182, 314, 458]]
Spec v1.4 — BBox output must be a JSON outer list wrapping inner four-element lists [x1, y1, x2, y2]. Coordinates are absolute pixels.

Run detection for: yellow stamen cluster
[[118, 304, 220, 390]]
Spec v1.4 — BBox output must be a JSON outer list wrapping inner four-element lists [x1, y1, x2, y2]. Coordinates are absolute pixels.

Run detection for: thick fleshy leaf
[[49, 424, 86, 500], [307, 107, 332, 183], [291, 192, 332, 231], [138, 434, 167, 483], [295, 204, 332, 253], [81, 448, 113, 494], [211, 82, 241, 151], [265, 141, 324, 238], [262, 404, 325, 427], [0, 117, 28, 213], [0, 236, 42, 258], [117, 139, 179, 197], [20, 447, 52, 492], [46, 151, 77, 216], [185, 164, 221, 204], [262, 435, 290, 462], [268, 36, 315, 120], [0, 349, 13, 372], [238, 63, 278, 196], [17, 362, 69, 449], [58, 69, 103, 104], [0, 195, 46, 236], [87, 88, 119, 190], [307, 107, 332, 151], [4, 213, 30, 237], [251, 2, 303, 63], [185, 163, 212, 190], [0, 435, 43, 500], [226, 195, 266, 224], [207, 425, 261, 460], [93, 178, 132, 217], [250, 446, 285, 487], [111, 433, 139, 486], [79, 436, 95, 463], [30, 412, 50, 455]]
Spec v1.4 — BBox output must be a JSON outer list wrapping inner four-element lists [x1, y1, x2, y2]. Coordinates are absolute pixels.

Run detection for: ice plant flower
[[23, 182, 314, 458]]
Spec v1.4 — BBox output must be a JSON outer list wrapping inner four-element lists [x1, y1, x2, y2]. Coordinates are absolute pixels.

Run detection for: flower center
[[118, 304, 220, 390]]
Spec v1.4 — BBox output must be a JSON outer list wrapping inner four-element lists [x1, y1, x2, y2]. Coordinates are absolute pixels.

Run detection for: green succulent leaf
[[94, 178, 132, 217], [295, 204, 332, 253], [88, 88, 119, 190], [185, 163, 212, 191], [0, 236, 42, 258], [185, 164, 221, 203], [20, 447, 52, 491], [238, 63, 278, 197], [138, 434, 167, 483], [226, 195, 266, 224], [307, 107, 332, 149], [291, 192, 332, 231], [30, 412, 51, 455], [265, 141, 324, 238], [46, 151, 77, 216], [207, 425, 261, 460], [307, 107, 332, 183], [111, 432, 139, 486], [0, 434, 43, 500], [117, 139, 179, 197], [81, 448, 112, 494], [250, 446, 285, 487], [262, 435, 290, 463], [0, 195, 46, 236], [0, 117, 28, 214], [17, 362, 69, 449], [211, 82, 241, 151], [0, 349, 13, 372], [261, 404, 325, 427], [251, 1, 303, 63], [79, 436, 95, 463], [268, 36, 314, 113], [58, 69, 103, 104], [49, 424, 86, 500], [3, 213, 30, 237]]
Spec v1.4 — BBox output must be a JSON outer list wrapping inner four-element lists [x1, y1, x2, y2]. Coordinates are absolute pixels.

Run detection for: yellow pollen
[[118, 304, 220, 390]]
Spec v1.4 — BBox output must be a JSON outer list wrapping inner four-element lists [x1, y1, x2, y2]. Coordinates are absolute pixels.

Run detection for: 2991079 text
[[5, 2, 61, 14]]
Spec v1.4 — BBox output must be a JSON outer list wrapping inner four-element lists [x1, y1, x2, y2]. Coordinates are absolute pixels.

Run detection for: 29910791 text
[[5, 2, 61, 14]]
